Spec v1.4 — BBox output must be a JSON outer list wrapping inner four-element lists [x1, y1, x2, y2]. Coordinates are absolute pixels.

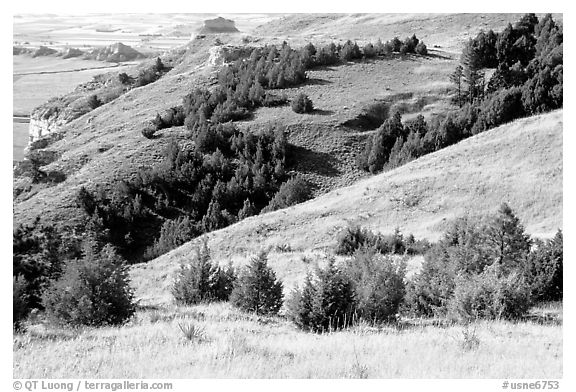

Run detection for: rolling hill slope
[[131, 110, 563, 305], [13, 13, 528, 229]]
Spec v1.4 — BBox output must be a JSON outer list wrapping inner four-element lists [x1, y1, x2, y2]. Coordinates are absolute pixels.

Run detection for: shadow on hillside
[[313, 108, 334, 116], [522, 313, 563, 326], [288, 145, 341, 177], [425, 51, 453, 61], [305, 78, 332, 86], [311, 65, 337, 72]]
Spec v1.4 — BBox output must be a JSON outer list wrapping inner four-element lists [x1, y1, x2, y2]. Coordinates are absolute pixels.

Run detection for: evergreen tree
[[286, 273, 316, 330], [486, 203, 531, 272], [230, 252, 283, 315], [310, 258, 355, 331], [238, 198, 256, 220]]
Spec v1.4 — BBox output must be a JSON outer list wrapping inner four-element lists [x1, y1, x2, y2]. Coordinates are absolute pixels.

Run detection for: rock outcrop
[[84, 42, 145, 63], [198, 17, 240, 34], [62, 47, 84, 59], [32, 46, 58, 58]]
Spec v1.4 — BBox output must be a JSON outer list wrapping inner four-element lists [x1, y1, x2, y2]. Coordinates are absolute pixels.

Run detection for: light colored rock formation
[[84, 42, 145, 63], [198, 17, 240, 34]]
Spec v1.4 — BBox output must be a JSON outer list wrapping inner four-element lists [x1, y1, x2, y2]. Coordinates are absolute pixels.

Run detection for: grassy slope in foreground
[[131, 110, 562, 305], [13, 302, 562, 378]]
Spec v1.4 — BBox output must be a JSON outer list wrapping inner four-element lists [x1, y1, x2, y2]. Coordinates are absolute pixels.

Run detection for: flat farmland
[[13, 56, 133, 115]]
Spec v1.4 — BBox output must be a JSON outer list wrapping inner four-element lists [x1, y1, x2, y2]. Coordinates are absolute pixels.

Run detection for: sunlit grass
[[14, 302, 562, 379]]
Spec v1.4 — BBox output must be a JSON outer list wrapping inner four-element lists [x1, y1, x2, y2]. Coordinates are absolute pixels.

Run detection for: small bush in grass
[[262, 175, 312, 212], [287, 258, 355, 332], [87, 94, 102, 110], [447, 265, 531, 321], [177, 321, 206, 343], [403, 244, 457, 317], [415, 41, 428, 55], [286, 273, 316, 331], [335, 225, 410, 256], [291, 93, 314, 114], [118, 72, 132, 85], [344, 248, 406, 323], [13, 276, 30, 330], [262, 92, 288, 107], [335, 226, 376, 255], [42, 244, 135, 326], [230, 252, 283, 315], [172, 242, 236, 305], [142, 126, 157, 139], [524, 229, 563, 302]]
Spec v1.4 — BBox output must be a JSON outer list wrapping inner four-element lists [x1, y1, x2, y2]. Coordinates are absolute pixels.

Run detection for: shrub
[[308, 258, 356, 331], [363, 43, 377, 58], [335, 225, 409, 256], [286, 273, 316, 331], [262, 92, 288, 107], [448, 265, 531, 321], [230, 252, 283, 315], [172, 242, 236, 304], [403, 244, 457, 317], [42, 244, 135, 326], [291, 93, 314, 114], [524, 230, 563, 302], [262, 175, 312, 212], [87, 94, 102, 110], [344, 249, 406, 323], [415, 41, 428, 55], [13, 220, 67, 310], [144, 216, 199, 261], [357, 101, 389, 129], [13, 276, 30, 330], [118, 72, 132, 85], [335, 225, 376, 255], [142, 126, 157, 139]]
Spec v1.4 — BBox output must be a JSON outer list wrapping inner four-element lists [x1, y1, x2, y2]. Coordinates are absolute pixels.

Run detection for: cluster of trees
[[356, 112, 435, 172], [452, 13, 562, 108], [13, 224, 133, 329], [405, 203, 563, 320], [76, 123, 312, 262], [335, 225, 430, 256], [287, 251, 406, 332], [14, 203, 562, 330], [144, 35, 430, 137], [173, 247, 283, 315], [179, 44, 306, 133], [358, 14, 562, 174], [303, 35, 427, 67]]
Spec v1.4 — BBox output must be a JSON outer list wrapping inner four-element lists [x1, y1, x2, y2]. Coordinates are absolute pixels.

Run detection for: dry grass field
[[13, 302, 562, 378]]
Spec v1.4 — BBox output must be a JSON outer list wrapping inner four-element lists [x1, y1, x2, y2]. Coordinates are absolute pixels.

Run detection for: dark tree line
[[359, 14, 562, 174], [75, 123, 312, 262]]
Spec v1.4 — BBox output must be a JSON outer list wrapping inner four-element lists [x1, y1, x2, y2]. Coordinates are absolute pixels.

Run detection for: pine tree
[[310, 258, 355, 331], [230, 252, 283, 315], [202, 200, 225, 232], [461, 40, 485, 103], [87, 94, 102, 110], [486, 203, 531, 272], [286, 273, 316, 330], [237, 198, 256, 220]]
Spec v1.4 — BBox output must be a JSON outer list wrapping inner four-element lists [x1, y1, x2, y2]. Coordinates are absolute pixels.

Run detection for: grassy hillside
[[131, 110, 562, 305], [13, 13, 525, 229]]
